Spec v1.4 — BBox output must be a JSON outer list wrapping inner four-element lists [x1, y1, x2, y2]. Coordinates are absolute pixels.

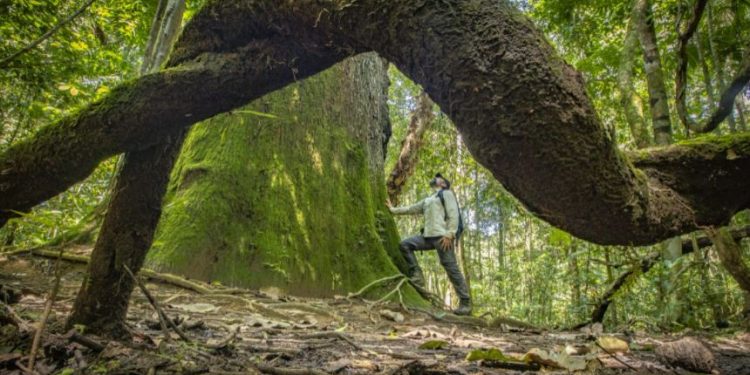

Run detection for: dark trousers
[[399, 235, 471, 301]]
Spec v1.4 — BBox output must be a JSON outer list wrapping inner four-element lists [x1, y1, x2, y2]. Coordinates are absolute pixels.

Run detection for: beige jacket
[[390, 189, 459, 238]]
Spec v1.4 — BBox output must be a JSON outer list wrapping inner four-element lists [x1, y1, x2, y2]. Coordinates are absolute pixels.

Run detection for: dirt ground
[[1, 249, 750, 375]]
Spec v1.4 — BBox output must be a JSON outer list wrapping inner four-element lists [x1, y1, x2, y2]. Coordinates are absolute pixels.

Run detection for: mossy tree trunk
[[146, 53, 408, 296]]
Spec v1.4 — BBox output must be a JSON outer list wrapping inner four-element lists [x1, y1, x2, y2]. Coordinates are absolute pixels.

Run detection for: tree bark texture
[[66, 134, 184, 337], [1, 0, 749, 246]]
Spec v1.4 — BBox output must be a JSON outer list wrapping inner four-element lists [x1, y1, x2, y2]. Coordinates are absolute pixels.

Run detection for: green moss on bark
[[147, 54, 413, 299]]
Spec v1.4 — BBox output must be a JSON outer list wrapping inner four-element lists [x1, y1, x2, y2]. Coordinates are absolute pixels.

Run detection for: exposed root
[[412, 307, 540, 331], [27, 248, 64, 371], [346, 274, 405, 299]]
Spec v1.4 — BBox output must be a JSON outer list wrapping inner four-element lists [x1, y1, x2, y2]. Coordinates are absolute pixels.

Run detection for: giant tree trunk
[[146, 53, 408, 295], [1, 0, 750, 246]]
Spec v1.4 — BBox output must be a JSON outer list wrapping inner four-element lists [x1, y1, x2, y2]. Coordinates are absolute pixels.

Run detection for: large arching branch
[[1, 0, 749, 246]]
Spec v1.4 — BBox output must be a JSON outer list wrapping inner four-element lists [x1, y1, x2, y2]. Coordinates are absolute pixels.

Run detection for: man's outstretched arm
[[390, 199, 425, 215]]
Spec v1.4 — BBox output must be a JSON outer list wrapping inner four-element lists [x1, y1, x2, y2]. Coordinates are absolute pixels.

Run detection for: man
[[388, 173, 472, 315]]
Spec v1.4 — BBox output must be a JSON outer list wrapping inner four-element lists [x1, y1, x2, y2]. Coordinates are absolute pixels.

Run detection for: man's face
[[430, 177, 443, 191]]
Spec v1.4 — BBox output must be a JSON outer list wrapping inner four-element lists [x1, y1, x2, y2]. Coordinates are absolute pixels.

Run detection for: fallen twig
[[595, 341, 638, 372], [256, 363, 327, 375], [207, 326, 240, 349], [124, 265, 192, 343], [27, 247, 64, 371], [1, 300, 31, 332], [64, 329, 106, 352], [297, 331, 361, 351]]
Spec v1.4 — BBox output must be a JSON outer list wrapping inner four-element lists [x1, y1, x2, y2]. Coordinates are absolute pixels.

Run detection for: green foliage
[[387, 60, 749, 329]]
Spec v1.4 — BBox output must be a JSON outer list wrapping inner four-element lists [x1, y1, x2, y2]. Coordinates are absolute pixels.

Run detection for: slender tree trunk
[[603, 248, 617, 325], [67, 134, 184, 337], [707, 227, 750, 325], [675, 0, 708, 132], [707, 2, 737, 132], [141, 0, 185, 74], [583, 225, 750, 325], [634, 0, 673, 145], [737, 101, 748, 132], [386, 92, 435, 205], [618, 12, 650, 148], [695, 30, 716, 107], [693, 234, 728, 327]]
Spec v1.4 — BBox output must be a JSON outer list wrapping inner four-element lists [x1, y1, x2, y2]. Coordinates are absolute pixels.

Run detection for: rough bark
[[147, 53, 410, 295], [386, 91, 435, 205], [66, 134, 184, 337], [1, 0, 750, 246], [634, 0, 673, 145]]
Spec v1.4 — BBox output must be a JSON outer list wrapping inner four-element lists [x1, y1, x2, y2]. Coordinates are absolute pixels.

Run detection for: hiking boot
[[409, 270, 426, 287], [453, 298, 472, 316]]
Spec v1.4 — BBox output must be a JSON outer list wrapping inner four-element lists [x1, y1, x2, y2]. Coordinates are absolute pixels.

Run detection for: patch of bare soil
[[1, 251, 749, 374]]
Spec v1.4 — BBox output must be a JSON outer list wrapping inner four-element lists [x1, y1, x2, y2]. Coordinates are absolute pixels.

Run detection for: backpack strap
[[437, 189, 448, 220]]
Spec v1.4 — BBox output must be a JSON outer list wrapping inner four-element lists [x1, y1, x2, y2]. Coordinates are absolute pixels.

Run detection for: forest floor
[[1, 247, 750, 375]]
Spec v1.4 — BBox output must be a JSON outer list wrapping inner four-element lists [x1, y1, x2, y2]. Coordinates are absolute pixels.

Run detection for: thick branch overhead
[[1, 0, 749, 245]]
